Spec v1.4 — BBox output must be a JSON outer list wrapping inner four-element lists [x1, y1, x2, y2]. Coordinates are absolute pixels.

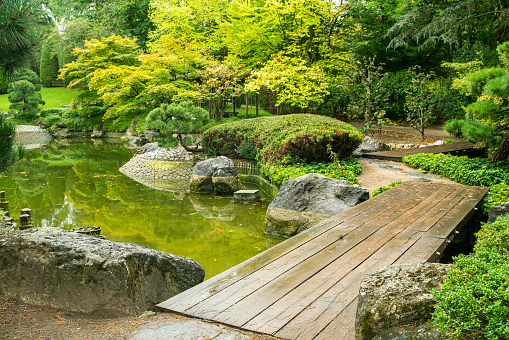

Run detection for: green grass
[[0, 87, 79, 111]]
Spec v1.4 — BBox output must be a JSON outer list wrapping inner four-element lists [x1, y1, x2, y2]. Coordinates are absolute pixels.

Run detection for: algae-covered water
[[0, 139, 280, 279]]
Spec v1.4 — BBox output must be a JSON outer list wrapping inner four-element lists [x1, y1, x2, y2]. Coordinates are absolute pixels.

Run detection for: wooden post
[[256, 93, 259, 118], [245, 93, 249, 119]]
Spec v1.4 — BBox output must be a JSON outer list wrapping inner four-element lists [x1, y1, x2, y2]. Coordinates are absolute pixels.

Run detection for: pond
[[0, 139, 281, 279]]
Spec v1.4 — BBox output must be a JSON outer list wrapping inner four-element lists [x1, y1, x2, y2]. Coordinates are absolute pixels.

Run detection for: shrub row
[[402, 153, 509, 214], [39, 108, 145, 132], [260, 159, 362, 186], [202, 114, 363, 164], [433, 214, 509, 339]]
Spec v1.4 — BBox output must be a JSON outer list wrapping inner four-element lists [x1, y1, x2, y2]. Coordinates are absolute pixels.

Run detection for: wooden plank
[[392, 186, 472, 236], [157, 183, 422, 313], [276, 231, 424, 339], [157, 183, 487, 340], [424, 187, 488, 239], [244, 186, 457, 334], [202, 184, 441, 325], [395, 235, 447, 264], [312, 297, 358, 340]]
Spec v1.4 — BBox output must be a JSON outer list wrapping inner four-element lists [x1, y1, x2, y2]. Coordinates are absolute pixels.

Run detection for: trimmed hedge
[[402, 153, 509, 214], [202, 114, 363, 164], [433, 214, 509, 339]]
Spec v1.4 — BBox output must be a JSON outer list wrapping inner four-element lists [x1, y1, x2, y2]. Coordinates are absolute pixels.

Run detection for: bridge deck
[[362, 141, 482, 161], [157, 182, 488, 339]]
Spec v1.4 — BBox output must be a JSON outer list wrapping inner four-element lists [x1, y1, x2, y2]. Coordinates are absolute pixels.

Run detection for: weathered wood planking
[[361, 141, 482, 162], [157, 182, 488, 340]]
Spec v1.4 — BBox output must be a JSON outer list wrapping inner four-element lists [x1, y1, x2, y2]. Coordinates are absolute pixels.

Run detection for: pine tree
[[445, 42, 509, 161], [7, 69, 45, 120]]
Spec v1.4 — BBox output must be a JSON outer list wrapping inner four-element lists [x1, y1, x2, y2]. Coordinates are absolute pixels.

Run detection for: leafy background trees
[[0, 0, 508, 159]]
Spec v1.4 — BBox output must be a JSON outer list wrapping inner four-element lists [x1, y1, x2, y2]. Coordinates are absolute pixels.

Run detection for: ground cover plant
[[433, 214, 509, 339], [202, 114, 363, 164], [260, 159, 362, 186], [371, 180, 402, 197], [402, 153, 509, 214]]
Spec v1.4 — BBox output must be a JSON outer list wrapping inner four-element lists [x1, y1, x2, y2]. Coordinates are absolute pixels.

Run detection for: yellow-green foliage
[[202, 114, 363, 164]]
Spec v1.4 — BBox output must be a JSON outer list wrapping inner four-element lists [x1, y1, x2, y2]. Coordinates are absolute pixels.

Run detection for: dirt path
[[358, 158, 456, 194]]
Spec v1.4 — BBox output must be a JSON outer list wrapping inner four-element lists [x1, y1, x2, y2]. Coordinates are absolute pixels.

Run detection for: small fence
[[233, 160, 261, 176]]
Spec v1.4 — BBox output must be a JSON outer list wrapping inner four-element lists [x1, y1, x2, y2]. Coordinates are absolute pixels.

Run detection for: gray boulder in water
[[189, 156, 240, 194]]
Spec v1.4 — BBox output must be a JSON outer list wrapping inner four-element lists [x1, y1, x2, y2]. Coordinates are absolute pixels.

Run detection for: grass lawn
[[0, 87, 79, 111]]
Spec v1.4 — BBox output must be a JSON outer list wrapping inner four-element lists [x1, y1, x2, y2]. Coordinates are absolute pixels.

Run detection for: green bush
[[202, 114, 363, 164], [260, 159, 362, 186], [371, 180, 402, 197], [433, 214, 509, 339], [40, 108, 102, 131]]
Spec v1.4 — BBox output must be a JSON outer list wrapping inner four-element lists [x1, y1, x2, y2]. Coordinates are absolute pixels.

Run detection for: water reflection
[[0, 139, 280, 278]]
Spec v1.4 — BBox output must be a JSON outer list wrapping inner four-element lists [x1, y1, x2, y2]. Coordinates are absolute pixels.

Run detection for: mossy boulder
[[355, 263, 450, 340], [0, 228, 204, 316], [265, 173, 369, 237], [189, 156, 240, 195]]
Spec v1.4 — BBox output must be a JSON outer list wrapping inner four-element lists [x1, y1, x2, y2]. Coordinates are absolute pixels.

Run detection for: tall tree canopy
[[0, 0, 50, 73]]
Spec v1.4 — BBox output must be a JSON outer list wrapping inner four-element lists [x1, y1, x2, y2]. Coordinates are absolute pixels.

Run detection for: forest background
[[1, 0, 509, 160]]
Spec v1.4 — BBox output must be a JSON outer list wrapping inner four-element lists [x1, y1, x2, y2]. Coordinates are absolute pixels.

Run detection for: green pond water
[[0, 139, 281, 279]]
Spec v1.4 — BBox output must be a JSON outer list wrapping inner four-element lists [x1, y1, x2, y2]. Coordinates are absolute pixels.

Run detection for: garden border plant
[[402, 153, 509, 339]]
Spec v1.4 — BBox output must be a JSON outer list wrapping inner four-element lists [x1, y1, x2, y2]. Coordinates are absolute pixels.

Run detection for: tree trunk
[[177, 133, 204, 153], [492, 132, 509, 161], [245, 93, 249, 119], [256, 94, 259, 118]]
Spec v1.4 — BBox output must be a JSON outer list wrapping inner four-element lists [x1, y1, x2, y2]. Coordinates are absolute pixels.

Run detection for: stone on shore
[[0, 228, 205, 316], [265, 173, 369, 237], [355, 263, 450, 340], [488, 202, 509, 222], [189, 156, 240, 195], [352, 136, 388, 156]]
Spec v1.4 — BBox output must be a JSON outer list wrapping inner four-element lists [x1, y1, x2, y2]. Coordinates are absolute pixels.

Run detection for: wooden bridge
[[157, 182, 488, 339], [362, 141, 484, 162]]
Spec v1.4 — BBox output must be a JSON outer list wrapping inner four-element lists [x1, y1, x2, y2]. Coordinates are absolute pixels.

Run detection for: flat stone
[[234, 190, 260, 202], [128, 319, 250, 340]]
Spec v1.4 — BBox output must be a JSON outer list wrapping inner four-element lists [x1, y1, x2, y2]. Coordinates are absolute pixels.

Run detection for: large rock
[[353, 136, 388, 156], [189, 156, 240, 195], [53, 127, 70, 138], [0, 228, 204, 316], [126, 119, 138, 136], [265, 174, 369, 237], [355, 263, 450, 340], [91, 126, 105, 138], [488, 202, 509, 222]]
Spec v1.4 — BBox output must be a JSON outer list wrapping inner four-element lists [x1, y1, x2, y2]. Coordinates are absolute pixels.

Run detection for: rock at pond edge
[[265, 173, 369, 237], [0, 228, 205, 316]]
